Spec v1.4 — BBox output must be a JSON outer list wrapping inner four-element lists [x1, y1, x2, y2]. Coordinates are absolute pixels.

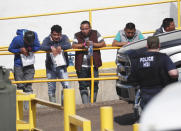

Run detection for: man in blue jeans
[[72, 21, 106, 104], [41, 25, 71, 103]]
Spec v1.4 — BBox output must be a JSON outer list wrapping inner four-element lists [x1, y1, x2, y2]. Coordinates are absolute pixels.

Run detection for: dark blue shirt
[[129, 51, 176, 88]]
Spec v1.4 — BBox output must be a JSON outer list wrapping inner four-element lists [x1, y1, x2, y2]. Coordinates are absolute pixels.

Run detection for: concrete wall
[[32, 68, 118, 104]]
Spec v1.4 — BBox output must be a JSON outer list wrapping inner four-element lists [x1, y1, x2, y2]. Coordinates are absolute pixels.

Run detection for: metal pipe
[[0, 46, 120, 55], [0, 0, 176, 20], [90, 56, 95, 104], [9, 73, 117, 80], [178, 0, 181, 29], [133, 123, 139, 131], [64, 88, 76, 131], [100, 106, 114, 131], [12, 77, 119, 84], [89, 10, 92, 26]]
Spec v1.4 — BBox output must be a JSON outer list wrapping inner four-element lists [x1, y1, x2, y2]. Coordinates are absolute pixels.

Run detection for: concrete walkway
[[24, 100, 136, 131]]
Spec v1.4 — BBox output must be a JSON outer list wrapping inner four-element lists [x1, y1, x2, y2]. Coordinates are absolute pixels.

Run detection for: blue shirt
[[8, 29, 40, 67]]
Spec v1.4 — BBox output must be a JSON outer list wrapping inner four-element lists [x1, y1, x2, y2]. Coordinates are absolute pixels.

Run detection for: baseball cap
[[24, 31, 35, 44]]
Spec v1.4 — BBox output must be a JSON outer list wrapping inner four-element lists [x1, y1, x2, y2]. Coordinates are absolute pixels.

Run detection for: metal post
[[29, 94, 36, 130], [16, 101, 23, 121], [83, 121, 91, 131], [100, 106, 114, 131], [89, 10, 92, 27], [64, 88, 76, 131], [89, 9, 95, 103], [133, 123, 139, 131], [16, 91, 24, 121], [178, 0, 181, 29], [90, 55, 95, 103], [16, 90, 24, 131]]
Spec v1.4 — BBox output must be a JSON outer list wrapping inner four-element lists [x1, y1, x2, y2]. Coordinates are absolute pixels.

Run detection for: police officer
[[129, 36, 178, 109]]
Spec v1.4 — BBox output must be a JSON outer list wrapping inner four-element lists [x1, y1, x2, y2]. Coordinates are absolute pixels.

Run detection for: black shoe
[[23, 87, 33, 93], [17, 86, 24, 91]]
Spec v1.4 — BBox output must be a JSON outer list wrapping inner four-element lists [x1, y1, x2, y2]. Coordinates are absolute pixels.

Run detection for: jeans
[[178, 67, 181, 81], [76, 67, 99, 104], [140, 88, 162, 110], [46, 66, 70, 99], [14, 65, 35, 93]]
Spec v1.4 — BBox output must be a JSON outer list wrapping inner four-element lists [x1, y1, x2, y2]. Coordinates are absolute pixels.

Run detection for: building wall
[[0, 0, 179, 70], [1, 0, 180, 103]]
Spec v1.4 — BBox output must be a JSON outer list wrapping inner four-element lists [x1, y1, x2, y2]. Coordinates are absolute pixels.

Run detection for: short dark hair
[[80, 20, 91, 27], [147, 36, 160, 49], [162, 18, 174, 29], [125, 22, 135, 30], [24, 31, 35, 44], [51, 25, 62, 33]]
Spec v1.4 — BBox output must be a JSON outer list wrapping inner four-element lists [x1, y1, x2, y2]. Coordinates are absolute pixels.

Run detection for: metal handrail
[[0, 0, 177, 20], [0, 46, 121, 55], [12, 77, 119, 84], [0, 30, 155, 50]]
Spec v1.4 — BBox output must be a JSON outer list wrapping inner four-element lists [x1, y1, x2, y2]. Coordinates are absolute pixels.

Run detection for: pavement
[[25, 100, 136, 131]]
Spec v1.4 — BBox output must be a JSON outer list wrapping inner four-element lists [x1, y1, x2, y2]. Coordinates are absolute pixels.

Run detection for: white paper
[[20, 52, 35, 67], [50, 51, 67, 67]]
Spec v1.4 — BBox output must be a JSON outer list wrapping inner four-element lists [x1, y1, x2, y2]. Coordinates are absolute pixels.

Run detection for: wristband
[[83, 42, 86, 47]]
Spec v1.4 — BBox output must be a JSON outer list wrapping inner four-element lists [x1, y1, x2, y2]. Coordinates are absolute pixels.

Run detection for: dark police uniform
[[129, 51, 177, 109]]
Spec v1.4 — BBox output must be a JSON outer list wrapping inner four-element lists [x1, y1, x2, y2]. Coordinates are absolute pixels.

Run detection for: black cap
[[24, 31, 35, 44]]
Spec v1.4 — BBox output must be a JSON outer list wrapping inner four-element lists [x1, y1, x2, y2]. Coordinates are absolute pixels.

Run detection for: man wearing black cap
[[8, 29, 40, 93], [129, 36, 178, 109]]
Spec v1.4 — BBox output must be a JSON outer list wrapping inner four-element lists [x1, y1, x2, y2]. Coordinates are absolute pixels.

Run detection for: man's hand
[[20, 47, 29, 56], [51, 46, 58, 56], [56, 46, 62, 54], [122, 42, 129, 45], [72, 43, 86, 49], [112, 40, 129, 47], [86, 41, 93, 47]]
